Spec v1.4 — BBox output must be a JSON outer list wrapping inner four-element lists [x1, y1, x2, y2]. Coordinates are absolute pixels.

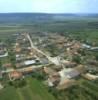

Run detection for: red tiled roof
[[9, 71, 22, 79]]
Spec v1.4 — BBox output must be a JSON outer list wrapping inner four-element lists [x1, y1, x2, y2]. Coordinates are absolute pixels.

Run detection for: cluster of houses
[[0, 34, 42, 83], [43, 63, 85, 90], [0, 33, 98, 91], [39, 34, 98, 90]]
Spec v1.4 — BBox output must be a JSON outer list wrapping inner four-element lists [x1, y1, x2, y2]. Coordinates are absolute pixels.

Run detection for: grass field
[[0, 20, 98, 43], [0, 77, 55, 100]]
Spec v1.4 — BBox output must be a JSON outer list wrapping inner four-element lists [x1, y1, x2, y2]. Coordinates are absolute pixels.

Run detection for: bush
[[72, 55, 81, 64]]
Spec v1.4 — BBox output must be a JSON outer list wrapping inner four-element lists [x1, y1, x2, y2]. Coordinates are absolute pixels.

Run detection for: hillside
[[0, 13, 98, 24]]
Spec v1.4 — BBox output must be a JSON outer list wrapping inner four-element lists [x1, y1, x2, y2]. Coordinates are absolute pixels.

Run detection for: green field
[[0, 78, 55, 100], [0, 19, 98, 44]]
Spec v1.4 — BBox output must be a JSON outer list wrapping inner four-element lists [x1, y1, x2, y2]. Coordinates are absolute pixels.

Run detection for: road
[[25, 33, 60, 65]]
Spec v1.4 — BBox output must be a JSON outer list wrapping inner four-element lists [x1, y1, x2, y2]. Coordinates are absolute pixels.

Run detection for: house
[[90, 47, 98, 51], [24, 60, 36, 66], [74, 65, 86, 74], [46, 64, 62, 71], [47, 73, 60, 87], [82, 73, 98, 80], [87, 60, 98, 66], [16, 54, 26, 62], [15, 47, 21, 53], [62, 60, 77, 68], [18, 66, 34, 74], [2, 63, 13, 69], [40, 58, 49, 64], [82, 44, 91, 49], [8, 71, 23, 81], [56, 78, 76, 90], [59, 68, 80, 79], [43, 67, 57, 75], [16, 59, 38, 68]]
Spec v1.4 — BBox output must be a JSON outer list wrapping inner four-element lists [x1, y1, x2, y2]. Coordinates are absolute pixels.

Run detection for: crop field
[[0, 77, 55, 100]]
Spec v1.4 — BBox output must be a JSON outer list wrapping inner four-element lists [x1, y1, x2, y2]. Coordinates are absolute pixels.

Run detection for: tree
[[32, 71, 45, 80], [0, 60, 2, 68], [72, 55, 81, 64], [77, 49, 86, 56], [8, 50, 16, 68], [9, 79, 27, 88], [95, 54, 98, 61]]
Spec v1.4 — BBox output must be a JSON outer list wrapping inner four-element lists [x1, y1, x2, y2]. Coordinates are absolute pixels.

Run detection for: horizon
[[0, 12, 98, 14]]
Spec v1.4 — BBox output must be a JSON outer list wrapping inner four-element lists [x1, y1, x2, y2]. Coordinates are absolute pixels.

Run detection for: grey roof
[[65, 70, 80, 78]]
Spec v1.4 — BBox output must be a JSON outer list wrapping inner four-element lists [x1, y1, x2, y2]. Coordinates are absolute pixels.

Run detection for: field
[[0, 77, 55, 100], [1, 78, 98, 100], [0, 17, 98, 44]]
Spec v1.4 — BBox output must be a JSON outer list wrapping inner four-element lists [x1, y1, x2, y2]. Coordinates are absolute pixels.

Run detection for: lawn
[[0, 86, 20, 100], [0, 77, 55, 100]]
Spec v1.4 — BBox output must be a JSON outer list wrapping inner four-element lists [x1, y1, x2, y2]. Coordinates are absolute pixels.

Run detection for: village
[[0, 32, 98, 91]]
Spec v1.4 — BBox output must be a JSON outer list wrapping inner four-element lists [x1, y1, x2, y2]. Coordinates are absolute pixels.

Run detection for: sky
[[0, 0, 98, 13]]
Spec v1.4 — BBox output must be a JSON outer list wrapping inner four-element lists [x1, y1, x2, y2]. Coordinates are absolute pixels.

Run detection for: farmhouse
[[9, 71, 23, 81]]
